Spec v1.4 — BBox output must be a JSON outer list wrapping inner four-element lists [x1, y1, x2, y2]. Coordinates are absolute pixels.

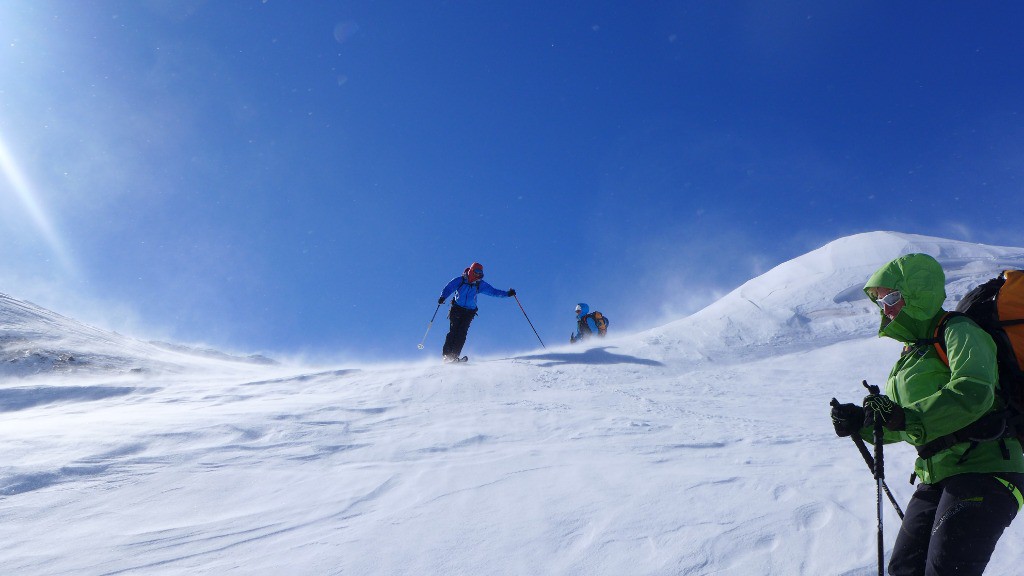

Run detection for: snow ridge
[[0, 293, 275, 377], [627, 231, 1024, 364]]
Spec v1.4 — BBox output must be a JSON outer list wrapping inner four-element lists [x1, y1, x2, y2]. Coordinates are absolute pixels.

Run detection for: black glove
[[830, 401, 865, 437], [863, 394, 906, 431], [438, 296, 445, 305], [508, 288, 516, 297]]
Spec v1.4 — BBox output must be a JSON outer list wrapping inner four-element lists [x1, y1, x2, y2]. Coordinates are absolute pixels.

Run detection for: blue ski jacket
[[572, 302, 600, 341], [440, 276, 510, 310]]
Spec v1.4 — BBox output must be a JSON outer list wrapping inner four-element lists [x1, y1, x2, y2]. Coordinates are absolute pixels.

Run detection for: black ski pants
[[442, 304, 476, 360], [889, 472, 1022, 576]]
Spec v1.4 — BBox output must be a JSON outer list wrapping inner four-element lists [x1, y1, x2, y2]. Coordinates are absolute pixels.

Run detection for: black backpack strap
[[916, 410, 1013, 461], [916, 433, 963, 460], [911, 311, 966, 363], [578, 316, 592, 334]]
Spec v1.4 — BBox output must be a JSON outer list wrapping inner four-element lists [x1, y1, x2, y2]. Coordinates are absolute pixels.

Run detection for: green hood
[[863, 253, 947, 343]]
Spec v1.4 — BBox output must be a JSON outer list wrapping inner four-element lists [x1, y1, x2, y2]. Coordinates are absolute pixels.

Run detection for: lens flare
[[0, 131, 75, 273]]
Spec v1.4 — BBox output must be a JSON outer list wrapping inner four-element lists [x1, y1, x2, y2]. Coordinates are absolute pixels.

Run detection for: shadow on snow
[[512, 346, 664, 368], [0, 385, 136, 412]]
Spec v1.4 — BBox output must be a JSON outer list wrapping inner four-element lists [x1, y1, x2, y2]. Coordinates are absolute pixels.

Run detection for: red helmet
[[464, 262, 484, 282]]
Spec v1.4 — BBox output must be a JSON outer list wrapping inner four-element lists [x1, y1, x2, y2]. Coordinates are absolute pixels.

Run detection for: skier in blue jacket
[[437, 262, 515, 362], [570, 303, 608, 343]]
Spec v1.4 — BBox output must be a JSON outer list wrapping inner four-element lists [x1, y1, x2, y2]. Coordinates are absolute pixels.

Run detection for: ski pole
[[830, 398, 904, 519], [513, 294, 546, 349], [417, 302, 442, 350], [864, 380, 886, 576]]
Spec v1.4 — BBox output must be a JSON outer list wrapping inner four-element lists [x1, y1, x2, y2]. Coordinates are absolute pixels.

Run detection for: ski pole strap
[[994, 476, 1024, 511]]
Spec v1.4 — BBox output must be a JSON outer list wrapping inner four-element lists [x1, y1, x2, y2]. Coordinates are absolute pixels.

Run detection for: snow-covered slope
[[0, 293, 276, 377], [2, 231, 1023, 575], [628, 231, 1024, 364]]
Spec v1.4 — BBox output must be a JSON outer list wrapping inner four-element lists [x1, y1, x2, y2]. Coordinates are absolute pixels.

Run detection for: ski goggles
[[875, 291, 903, 309]]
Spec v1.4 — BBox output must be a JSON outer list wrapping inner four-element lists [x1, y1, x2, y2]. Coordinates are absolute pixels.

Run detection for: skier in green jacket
[[831, 253, 1024, 575]]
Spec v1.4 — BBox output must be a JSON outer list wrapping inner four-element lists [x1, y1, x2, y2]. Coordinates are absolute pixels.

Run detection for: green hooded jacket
[[863, 253, 1024, 484]]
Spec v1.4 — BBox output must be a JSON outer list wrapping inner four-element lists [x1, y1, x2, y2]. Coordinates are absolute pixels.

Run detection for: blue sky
[[2, 2, 1024, 362]]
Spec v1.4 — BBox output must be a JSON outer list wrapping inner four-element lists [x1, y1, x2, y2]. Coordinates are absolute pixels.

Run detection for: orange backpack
[[916, 270, 1024, 459], [578, 311, 609, 337]]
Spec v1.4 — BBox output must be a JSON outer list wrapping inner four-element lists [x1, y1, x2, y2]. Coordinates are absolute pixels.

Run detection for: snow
[[3, 231, 1024, 575]]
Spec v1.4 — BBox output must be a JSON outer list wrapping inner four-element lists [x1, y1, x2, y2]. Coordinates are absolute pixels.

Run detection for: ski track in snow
[[2, 232, 1024, 575]]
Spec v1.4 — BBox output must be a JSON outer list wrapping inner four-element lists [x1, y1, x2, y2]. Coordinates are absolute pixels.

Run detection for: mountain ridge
[[0, 292, 276, 377], [627, 231, 1024, 364]]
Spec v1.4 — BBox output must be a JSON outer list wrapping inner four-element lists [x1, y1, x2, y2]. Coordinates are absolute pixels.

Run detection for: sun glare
[[0, 130, 75, 273]]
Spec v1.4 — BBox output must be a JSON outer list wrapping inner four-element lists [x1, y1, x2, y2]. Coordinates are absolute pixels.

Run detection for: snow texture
[[2, 231, 1024, 575]]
